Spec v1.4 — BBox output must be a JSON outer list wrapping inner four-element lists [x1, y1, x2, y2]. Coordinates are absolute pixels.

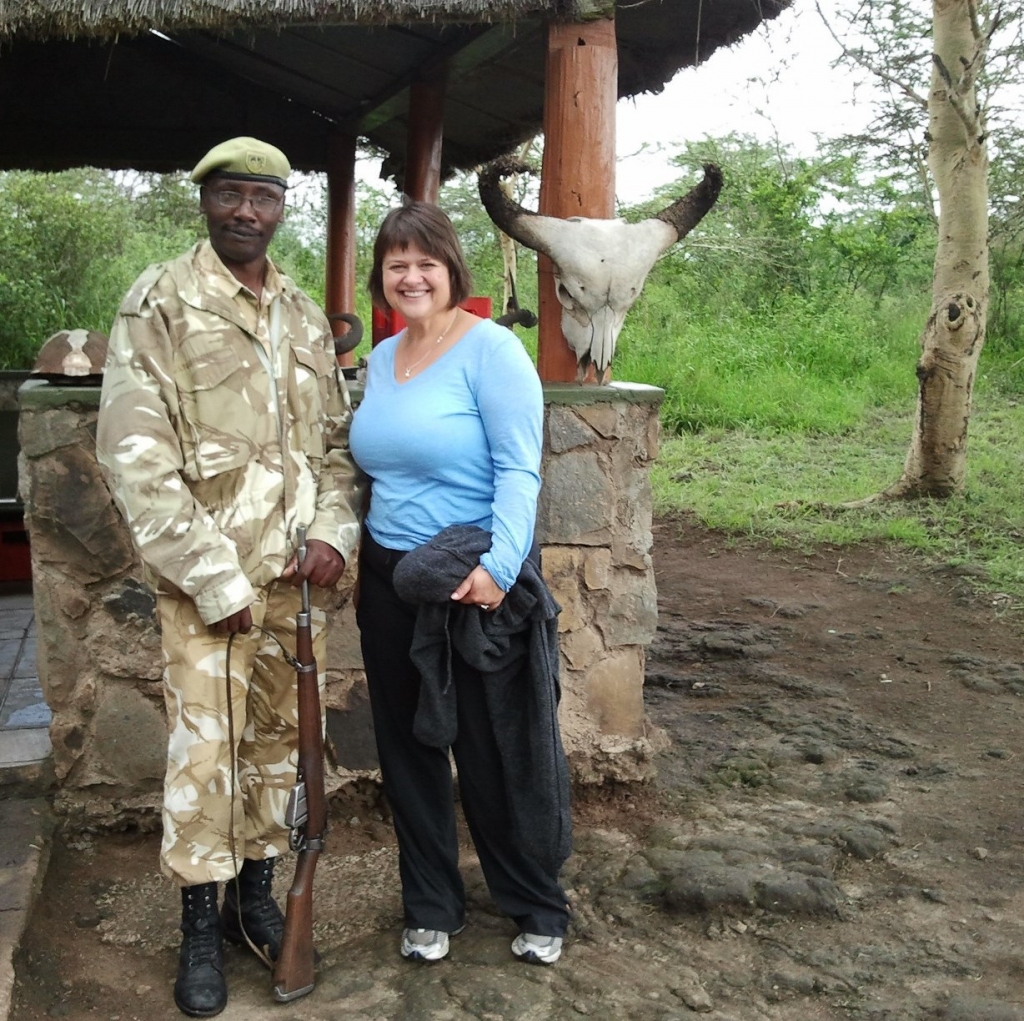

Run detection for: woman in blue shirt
[[350, 201, 571, 966]]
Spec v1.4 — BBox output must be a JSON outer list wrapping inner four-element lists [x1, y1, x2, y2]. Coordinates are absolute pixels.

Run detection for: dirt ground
[[11, 515, 1024, 1021]]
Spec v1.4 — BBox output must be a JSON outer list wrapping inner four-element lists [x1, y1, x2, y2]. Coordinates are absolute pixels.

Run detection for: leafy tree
[[625, 134, 935, 311], [819, 0, 1024, 347], [820, 0, 1021, 499], [986, 119, 1024, 349], [117, 171, 203, 236], [815, 164, 935, 300], [0, 170, 136, 368], [625, 135, 819, 310]]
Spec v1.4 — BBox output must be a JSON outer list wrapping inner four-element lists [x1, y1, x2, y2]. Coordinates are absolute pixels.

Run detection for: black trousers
[[356, 531, 570, 937]]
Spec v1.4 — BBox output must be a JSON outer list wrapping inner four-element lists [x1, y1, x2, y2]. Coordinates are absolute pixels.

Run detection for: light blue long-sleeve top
[[349, 317, 543, 592]]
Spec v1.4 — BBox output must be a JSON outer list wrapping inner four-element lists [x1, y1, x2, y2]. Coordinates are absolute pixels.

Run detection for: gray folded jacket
[[392, 524, 572, 873]]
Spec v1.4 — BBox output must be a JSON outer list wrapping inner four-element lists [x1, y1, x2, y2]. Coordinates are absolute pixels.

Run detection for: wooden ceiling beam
[[349, 22, 535, 134]]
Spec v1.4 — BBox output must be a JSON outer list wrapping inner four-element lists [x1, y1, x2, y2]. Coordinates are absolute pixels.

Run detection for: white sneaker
[[511, 932, 563, 965], [400, 925, 464, 962], [401, 928, 449, 961]]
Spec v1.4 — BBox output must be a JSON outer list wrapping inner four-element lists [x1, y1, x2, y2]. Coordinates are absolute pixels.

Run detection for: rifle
[[273, 525, 327, 1002]]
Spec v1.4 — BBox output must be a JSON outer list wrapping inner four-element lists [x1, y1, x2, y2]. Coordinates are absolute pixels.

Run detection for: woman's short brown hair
[[368, 201, 473, 310]]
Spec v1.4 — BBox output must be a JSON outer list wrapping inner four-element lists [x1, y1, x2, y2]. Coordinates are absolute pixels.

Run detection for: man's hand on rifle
[[283, 538, 346, 589]]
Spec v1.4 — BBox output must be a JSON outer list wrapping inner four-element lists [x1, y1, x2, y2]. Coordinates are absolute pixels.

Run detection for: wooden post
[[325, 131, 358, 368], [405, 71, 447, 202], [538, 17, 617, 382]]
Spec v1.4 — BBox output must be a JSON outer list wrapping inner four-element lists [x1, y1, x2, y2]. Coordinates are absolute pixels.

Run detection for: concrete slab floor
[[0, 585, 52, 748], [0, 586, 56, 1021]]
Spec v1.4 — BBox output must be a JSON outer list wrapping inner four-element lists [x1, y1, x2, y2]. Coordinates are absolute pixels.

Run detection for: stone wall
[[18, 378, 665, 828]]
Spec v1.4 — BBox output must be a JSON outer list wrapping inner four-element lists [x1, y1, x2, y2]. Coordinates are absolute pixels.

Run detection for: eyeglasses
[[208, 190, 284, 214]]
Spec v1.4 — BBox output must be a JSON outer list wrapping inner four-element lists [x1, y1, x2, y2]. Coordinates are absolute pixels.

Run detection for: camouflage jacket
[[97, 241, 364, 625]]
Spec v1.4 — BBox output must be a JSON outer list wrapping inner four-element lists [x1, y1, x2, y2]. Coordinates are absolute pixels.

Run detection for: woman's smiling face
[[381, 243, 453, 322]]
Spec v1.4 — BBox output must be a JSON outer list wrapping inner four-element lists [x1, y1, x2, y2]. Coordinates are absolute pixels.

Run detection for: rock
[[942, 996, 1024, 1020], [663, 861, 758, 912], [769, 970, 816, 995], [754, 873, 841, 916], [836, 822, 894, 860], [672, 965, 714, 1012], [844, 779, 889, 803]]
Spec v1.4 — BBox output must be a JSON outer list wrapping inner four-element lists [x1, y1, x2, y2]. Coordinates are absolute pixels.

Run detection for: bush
[[616, 287, 924, 435]]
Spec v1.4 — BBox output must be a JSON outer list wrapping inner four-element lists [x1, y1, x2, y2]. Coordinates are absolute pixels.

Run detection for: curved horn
[[327, 312, 364, 357], [495, 307, 538, 330], [654, 162, 724, 240], [477, 156, 555, 256]]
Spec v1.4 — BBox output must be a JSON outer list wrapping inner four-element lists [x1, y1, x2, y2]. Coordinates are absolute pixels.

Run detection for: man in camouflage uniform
[[96, 137, 363, 1018]]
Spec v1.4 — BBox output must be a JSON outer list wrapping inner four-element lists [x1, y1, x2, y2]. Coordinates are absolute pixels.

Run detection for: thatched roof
[[3, 0, 564, 37], [0, 0, 789, 180]]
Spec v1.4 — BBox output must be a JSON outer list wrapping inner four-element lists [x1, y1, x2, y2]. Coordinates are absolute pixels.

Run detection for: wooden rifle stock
[[273, 526, 328, 1003]]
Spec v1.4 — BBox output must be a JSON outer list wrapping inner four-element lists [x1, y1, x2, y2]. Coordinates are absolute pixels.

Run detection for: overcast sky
[[614, 2, 874, 202], [351, 2, 884, 203]]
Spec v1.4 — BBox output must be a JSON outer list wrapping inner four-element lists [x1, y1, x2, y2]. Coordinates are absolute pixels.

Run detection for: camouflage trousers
[[157, 580, 327, 887]]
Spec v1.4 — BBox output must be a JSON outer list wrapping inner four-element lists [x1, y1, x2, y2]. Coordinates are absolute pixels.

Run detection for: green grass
[[617, 289, 925, 433], [651, 393, 1024, 598], [609, 280, 1024, 601]]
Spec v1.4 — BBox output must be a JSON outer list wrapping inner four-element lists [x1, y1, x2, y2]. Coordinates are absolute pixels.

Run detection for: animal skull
[[479, 157, 722, 383]]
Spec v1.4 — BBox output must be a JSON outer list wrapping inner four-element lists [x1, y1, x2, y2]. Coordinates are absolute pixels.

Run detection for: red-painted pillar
[[405, 71, 447, 202], [537, 18, 617, 382], [325, 131, 357, 367]]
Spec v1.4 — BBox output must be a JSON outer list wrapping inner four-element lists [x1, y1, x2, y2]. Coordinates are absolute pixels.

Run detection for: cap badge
[[245, 151, 267, 174]]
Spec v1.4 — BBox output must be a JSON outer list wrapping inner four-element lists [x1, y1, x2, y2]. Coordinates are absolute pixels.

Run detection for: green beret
[[190, 137, 291, 188]]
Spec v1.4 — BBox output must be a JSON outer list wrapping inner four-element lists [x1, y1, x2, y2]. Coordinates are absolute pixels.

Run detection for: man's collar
[[197, 239, 285, 299]]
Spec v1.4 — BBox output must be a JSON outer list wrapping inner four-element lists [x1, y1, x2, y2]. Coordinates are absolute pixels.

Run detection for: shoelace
[[242, 892, 284, 936], [183, 922, 221, 967]]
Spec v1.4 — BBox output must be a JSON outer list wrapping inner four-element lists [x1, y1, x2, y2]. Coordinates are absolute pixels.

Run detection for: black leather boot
[[173, 882, 227, 1018], [221, 857, 285, 969]]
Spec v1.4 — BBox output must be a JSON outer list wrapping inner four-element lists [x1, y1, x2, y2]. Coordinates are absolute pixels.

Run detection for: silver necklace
[[402, 309, 459, 378]]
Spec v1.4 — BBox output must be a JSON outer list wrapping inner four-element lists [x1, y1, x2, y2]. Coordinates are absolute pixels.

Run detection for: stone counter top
[[19, 378, 664, 408]]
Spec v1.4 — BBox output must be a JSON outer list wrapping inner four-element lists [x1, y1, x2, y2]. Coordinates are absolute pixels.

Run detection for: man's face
[[200, 177, 286, 269]]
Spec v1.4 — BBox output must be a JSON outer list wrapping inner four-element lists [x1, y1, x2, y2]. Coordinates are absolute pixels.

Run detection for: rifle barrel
[[272, 524, 325, 1002]]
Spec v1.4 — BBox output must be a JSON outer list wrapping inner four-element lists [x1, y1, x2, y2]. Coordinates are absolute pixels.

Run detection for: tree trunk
[[885, 0, 989, 498]]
